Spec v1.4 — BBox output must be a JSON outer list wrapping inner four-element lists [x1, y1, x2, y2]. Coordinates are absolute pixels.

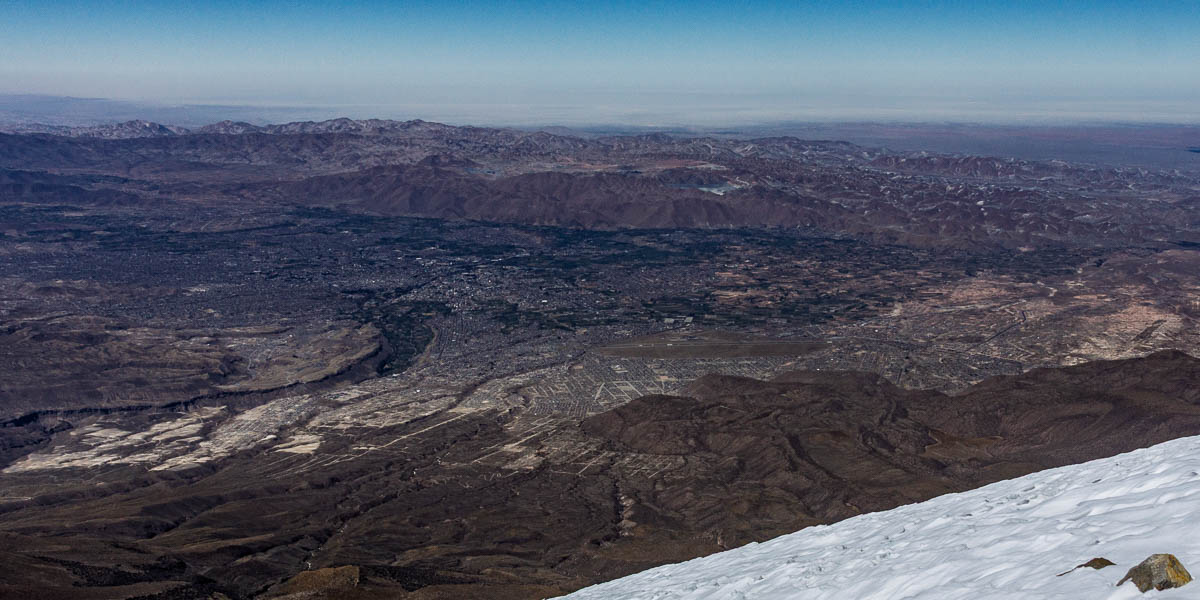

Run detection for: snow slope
[[558, 435, 1200, 599]]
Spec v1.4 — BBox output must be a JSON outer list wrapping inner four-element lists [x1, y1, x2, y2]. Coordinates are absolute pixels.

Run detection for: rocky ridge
[[3, 352, 1200, 599], [2, 118, 1198, 247]]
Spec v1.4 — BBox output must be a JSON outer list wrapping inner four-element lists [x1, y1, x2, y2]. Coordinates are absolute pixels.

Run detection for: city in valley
[[2, 118, 1200, 598]]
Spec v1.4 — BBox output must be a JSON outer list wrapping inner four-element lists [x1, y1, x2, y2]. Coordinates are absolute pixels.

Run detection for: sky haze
[[2, 1, 1198, 125]]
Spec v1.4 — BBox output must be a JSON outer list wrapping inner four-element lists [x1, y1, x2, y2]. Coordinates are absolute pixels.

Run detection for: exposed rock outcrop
[[1057, 557, 1115, 576], [1117, 554, 1192, 592]]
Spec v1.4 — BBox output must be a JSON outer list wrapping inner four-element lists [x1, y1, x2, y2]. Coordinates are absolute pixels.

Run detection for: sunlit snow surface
[[559, 436, 1200, 599]]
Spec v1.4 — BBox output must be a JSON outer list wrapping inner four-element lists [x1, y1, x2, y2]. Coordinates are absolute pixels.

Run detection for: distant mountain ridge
[[0, 117, 462, 139], [0, 119, 189, 138], [2, 117, 1199, 248]]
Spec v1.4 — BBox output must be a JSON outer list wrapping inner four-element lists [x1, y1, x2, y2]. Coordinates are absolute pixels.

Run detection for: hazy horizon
[[5, 92, 1200, 131], [3, 1, 1199, 126]]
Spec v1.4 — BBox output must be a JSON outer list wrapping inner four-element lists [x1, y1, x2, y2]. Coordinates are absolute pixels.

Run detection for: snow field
[[558, 435, 1200, 599]]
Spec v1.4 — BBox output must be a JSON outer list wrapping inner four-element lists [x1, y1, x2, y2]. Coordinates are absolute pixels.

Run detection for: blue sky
[[2, 1, 1198, 124]]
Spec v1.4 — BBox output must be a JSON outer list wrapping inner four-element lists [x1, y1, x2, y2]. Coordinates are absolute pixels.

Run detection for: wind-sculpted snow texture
[[560, 435, 1200, 600]]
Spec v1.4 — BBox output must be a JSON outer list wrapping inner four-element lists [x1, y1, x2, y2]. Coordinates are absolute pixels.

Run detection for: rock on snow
[[558, 435, 1200, 599]]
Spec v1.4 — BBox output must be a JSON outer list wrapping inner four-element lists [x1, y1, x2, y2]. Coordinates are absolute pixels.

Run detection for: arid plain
[[2, 120, 1200, 598]]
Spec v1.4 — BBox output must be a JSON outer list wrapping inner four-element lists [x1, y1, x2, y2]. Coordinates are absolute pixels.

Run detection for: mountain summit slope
[[558, 434, 1200, 600]]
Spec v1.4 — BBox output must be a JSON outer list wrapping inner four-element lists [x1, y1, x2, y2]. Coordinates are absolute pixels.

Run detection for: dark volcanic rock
[[581, 351, 1200, 550], [4, 353, 1200, 599], [1057, 557, 1115, 577]]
